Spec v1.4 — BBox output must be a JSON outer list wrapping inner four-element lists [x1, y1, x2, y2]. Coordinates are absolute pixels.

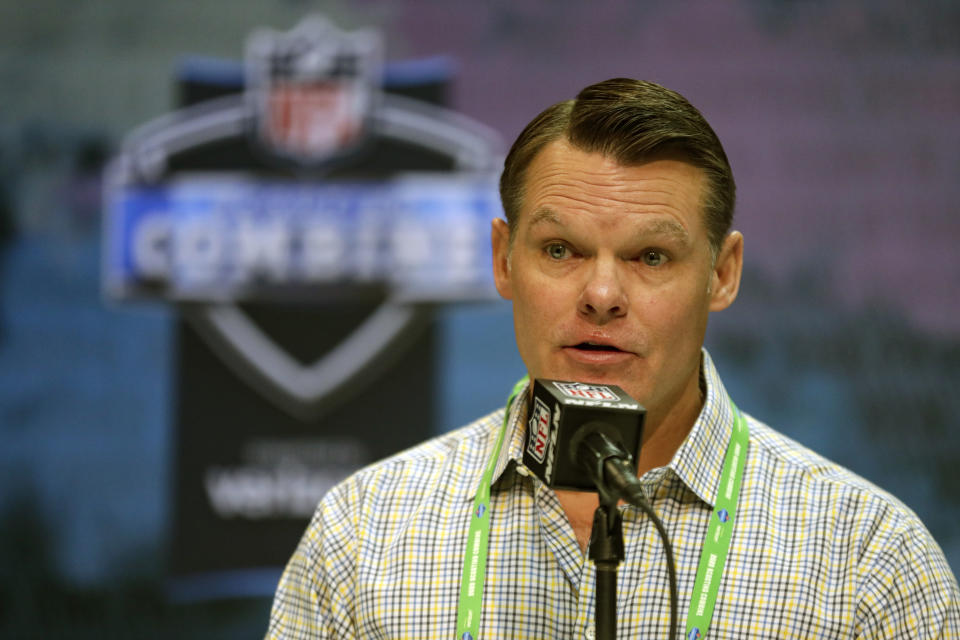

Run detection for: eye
[[641, 250, 668, 266], [545, 243, 571, 260]]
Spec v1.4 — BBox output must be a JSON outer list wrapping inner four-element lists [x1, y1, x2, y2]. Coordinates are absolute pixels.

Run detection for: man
[[267, 78, 959, 638]]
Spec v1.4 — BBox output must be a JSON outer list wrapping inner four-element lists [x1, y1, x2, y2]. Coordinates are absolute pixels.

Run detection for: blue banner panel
[[105, 173, 501, 303]]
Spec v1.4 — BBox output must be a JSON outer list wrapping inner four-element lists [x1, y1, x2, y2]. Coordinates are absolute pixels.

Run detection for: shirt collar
[[487, 380, 530, 488], [459, 382, 529, 503], [481, 348, 736, 508], [669, 349, 737, 507]]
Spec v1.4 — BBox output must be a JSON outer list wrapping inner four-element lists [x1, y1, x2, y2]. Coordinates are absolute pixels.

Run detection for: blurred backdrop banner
[[102, 14, 502, 601]]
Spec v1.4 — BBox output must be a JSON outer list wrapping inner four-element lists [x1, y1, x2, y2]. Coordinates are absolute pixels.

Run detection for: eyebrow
[[528, 207, 563, 229], [527, 207, 691, 245], [637, 219, 691, 246]]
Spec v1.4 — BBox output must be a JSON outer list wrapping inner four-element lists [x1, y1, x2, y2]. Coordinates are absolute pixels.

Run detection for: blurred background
[[0, 0, 957, 636]]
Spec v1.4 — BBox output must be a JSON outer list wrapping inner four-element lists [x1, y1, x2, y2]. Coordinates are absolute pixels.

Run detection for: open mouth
[[574, 342, 623, 352]]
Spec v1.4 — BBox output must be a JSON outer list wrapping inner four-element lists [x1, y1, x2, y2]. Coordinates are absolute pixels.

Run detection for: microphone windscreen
[[522, 379, 645, 491]]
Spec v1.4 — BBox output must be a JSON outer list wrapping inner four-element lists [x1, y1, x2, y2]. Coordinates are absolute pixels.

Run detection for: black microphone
[[521, 378, 678, 640], [521, 378, 645, 495]]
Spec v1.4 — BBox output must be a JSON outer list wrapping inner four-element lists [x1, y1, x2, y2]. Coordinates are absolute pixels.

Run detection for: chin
[[555, 366, 630, 388]]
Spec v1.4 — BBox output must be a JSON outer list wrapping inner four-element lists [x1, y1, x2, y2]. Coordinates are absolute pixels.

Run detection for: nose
[[577, 257, 627, 324]]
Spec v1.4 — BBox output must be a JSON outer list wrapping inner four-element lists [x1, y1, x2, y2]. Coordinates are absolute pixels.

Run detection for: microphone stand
[[588, 492, 624, 640], [576, 426, 678, 640]]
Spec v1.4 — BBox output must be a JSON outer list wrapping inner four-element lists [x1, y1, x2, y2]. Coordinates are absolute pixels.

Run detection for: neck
[[633, 369, 705, 477]]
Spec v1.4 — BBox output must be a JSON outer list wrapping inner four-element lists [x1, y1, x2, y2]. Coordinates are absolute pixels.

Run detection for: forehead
[[518, 139, 708, 233]]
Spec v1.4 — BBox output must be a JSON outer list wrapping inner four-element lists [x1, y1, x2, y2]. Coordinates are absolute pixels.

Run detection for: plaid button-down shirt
[[267, 350, 959, 638]]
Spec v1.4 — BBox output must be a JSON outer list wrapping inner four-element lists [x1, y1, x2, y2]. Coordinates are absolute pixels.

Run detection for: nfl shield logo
[[526, 397, 552, 464], [246, 15, 382, 164], [554, 381, 620, 402]]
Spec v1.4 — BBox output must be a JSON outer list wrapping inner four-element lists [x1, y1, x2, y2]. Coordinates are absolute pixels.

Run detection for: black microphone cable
[[575, 428, 679, 640], [605, 457, 678, 640]]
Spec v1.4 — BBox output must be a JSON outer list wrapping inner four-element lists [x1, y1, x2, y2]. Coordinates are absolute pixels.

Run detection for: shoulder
[[744, 414, 925, 532], [744, 416, 958, 591], [740, 413, 955, 577], [746, 416, 900, 506], [741, 415, 959, 632], [268, 412, 506, 639], [316, 408, 505, 523], [289, 408, 505, 576]]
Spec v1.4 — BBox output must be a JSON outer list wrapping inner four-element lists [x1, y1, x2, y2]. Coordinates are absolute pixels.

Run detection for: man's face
[[492, 139, 742, 431]]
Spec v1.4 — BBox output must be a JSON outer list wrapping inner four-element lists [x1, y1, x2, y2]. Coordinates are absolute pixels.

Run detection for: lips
[[562, 339, 634, 365]]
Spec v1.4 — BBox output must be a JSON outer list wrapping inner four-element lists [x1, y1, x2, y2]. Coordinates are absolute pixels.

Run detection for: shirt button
[[516, 466, 530, 477], [585, 625, 595, 639]]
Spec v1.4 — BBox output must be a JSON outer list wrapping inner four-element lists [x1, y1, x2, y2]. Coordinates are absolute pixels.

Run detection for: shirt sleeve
[[855, 516, 960, 639], [265, 482, 359, 640]]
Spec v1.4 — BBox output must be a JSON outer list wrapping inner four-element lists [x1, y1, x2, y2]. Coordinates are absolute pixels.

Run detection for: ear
[[491, 217, 513, 300], [709, 231, 743, 311]]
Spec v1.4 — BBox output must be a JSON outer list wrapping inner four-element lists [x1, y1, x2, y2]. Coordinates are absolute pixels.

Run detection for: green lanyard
[[685, 403, 749, 640], [455, 380, 749, 640], [455, 375, 528, 640]]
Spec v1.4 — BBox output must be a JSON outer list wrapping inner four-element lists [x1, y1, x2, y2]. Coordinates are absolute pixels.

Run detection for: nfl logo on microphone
[[526, 397, 551, 464], [554, 381, 620, 402]]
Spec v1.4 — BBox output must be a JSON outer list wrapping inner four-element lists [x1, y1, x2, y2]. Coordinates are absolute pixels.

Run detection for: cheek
[[515, 292, 558, 337], [641, 288, 710, 338], [515, 271, 564, 314], [512, 278, 572, 356], [512, 280, 548, 331]]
